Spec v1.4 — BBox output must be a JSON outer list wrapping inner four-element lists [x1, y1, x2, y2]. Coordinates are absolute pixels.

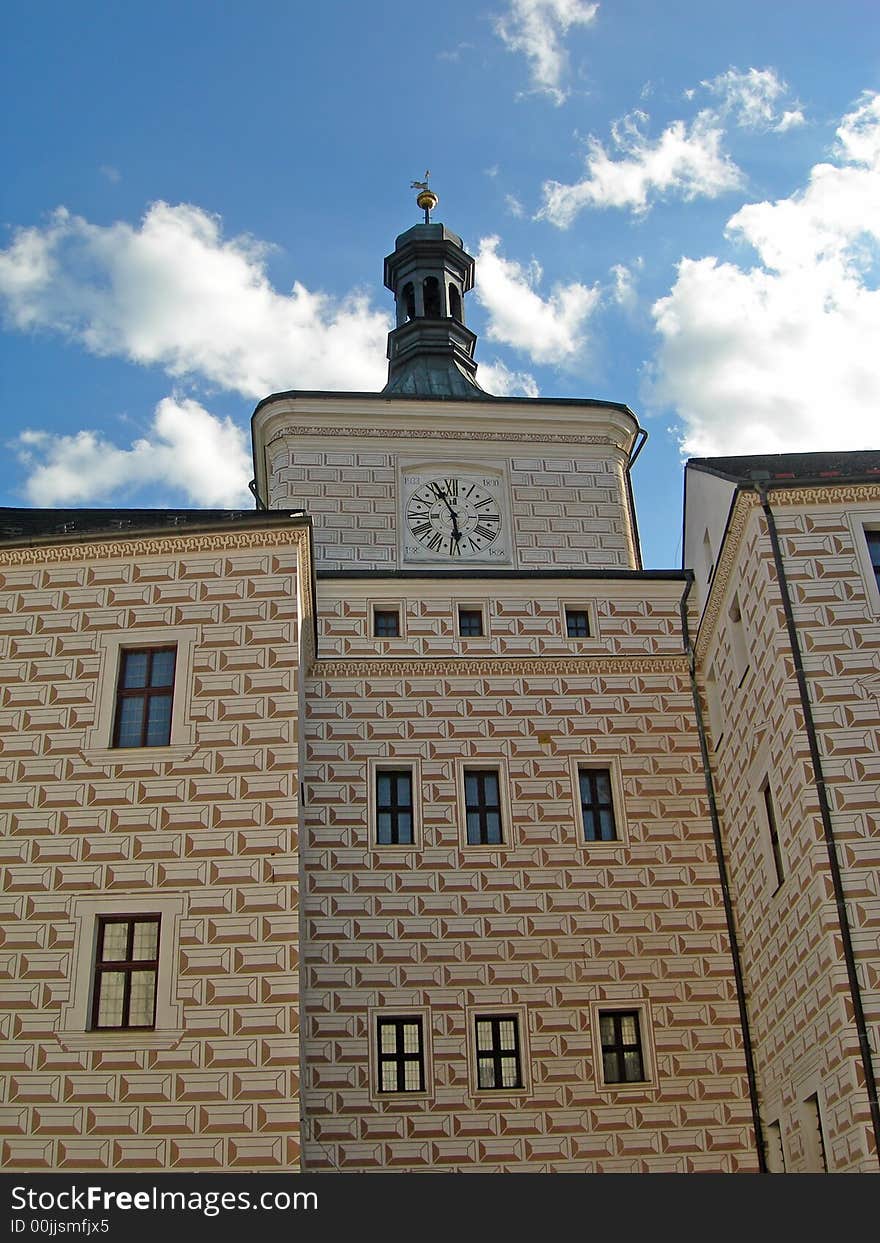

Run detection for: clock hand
[[434, 486, 463, 542]]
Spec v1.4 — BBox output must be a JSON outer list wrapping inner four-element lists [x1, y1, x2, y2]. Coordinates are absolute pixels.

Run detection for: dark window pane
[[146, 694, 172, 746], [566, 609, 590, 638], [114, 648, 177, 749], [374, 610, 400, 637], [463, 769, 504, 845], [579, 768, 617, 842], [150, 649, 176, 687], [459, 609, 483, 636], [121, 651, 148, 688], [116, 697, 145, 748], [599, 1010, 646, 1084], [375, 769, 414, 845]]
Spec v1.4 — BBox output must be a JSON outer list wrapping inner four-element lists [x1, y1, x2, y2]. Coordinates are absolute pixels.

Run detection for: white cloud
[[494, 0, 599, 104], [13, 397, 252, 507], [477, 358, 540, 397], [505, 193, 526, 218], [609, 262, 637, 310], [702, 67, 804, 132], [0, 201, 390, 397], [650, 92, 880, 456], [474, 234, 600, 363], [539, 108, 743, 224]]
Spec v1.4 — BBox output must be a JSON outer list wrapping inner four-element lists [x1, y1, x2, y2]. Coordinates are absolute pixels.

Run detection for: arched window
[[423, 276, 442, 318], [449, 284, 462, 322], [402, 283, 416, 322]]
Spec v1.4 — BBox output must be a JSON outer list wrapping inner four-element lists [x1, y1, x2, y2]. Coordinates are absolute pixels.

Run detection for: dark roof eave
[[0, 508, 311, 550]]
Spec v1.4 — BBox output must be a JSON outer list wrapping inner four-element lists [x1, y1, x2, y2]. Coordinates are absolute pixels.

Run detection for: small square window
[[578, 767, 618, 841], [475, 1014, 522, 1090], [92, 915, 160, 1030], [458, 607, 484, 637], [376, 769, 414, 845], [113, 648, 176, 749], [374, 609, 400, 638], [376, 1016, 425, 1092], [565, 608, 591, 638], [599, 1010, 646, 1084], [464, 768, 503, 845]]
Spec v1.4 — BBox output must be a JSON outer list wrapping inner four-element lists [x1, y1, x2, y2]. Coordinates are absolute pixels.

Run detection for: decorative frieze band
[[310, 655, 689, 678], [266, 425, 619, 448], [0, 525, 312, 567]]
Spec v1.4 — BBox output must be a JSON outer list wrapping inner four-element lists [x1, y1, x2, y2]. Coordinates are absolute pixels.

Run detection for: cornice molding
[[266, 424, 619, 449], [310, 655, 689, 678], [0, 525, 311, 567], [694, 482, 880, 662]]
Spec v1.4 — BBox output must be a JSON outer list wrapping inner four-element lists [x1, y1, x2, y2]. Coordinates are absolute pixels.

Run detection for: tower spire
[[381, 181, 485, 397]]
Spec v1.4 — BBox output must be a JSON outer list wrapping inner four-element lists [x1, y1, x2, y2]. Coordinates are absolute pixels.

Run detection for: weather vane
[[411, 170, 439, 223]]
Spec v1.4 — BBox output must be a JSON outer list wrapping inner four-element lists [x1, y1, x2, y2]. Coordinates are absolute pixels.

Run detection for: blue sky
[[2, 0, 878, 567]]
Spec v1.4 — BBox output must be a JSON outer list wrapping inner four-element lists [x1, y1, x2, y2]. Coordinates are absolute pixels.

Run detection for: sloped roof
[[686, 449, 880, 484]]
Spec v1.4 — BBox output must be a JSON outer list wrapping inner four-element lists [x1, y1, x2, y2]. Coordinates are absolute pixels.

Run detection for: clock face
[[403, 474, 504, 560]]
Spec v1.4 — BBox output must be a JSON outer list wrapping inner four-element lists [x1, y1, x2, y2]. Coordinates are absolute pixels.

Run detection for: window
[[578, 767, 617, 841], [113, 647, 176, 748], [867, 529, 880, 593], [422, 276, 442, 318], [92, 915, 160, 1030], [762, 778, 785, 890], [374, 609, 400, 638], [449, 283, 462, 322], [599, 1010, 646, 1084], [375, 769, 414, 845], [376, 1016, 425, 1092], [565, 608, 591, 638], [474, 1015, 522, 1089], [464, 768, 503, 844], [728, 592, 749, 683], [458, 607, 484, 637]]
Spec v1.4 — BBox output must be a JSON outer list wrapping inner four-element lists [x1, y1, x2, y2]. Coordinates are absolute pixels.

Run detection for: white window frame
[[466, 1004, 530, 1097], [84, 625, 198, 759], [568, 757, 629, 849], [560, 600, 600, 645], [370, 600, 406, 640], [367, 757, 422, 850], [368, 1006, 433, 1102], [56, 893, 186, 1050], [456, 758, 514, 851], [590, 999, 657, 1094], [455, 599, 490, 642]]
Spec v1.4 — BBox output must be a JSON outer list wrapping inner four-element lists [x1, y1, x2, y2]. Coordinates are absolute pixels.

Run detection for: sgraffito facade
[[1, 210, 878, 1173]]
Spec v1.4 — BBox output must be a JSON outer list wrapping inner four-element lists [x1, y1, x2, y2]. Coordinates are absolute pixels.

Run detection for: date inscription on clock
[[404, 476, 503, 559]]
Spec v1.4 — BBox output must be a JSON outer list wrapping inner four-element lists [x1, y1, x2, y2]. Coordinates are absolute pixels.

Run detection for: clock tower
[[250, 190, 643, 572], [244, 193, 762, 1174]]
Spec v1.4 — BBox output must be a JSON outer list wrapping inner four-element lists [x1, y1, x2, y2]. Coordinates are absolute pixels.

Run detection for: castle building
[[0, 196, 877, 1173]]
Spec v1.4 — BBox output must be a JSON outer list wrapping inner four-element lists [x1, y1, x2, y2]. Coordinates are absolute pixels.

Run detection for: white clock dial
[[404, 475, 503, 559]]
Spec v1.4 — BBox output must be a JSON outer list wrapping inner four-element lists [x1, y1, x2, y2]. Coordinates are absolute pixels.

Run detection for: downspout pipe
[[755, 482, 880, 1166], [680, 575, 767, 1172], [625, 425, 648, 571]]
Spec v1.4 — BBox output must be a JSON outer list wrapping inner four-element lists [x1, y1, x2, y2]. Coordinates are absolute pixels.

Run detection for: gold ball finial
[[416, 188, 439, 214], [411, 171, 438, 222]]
